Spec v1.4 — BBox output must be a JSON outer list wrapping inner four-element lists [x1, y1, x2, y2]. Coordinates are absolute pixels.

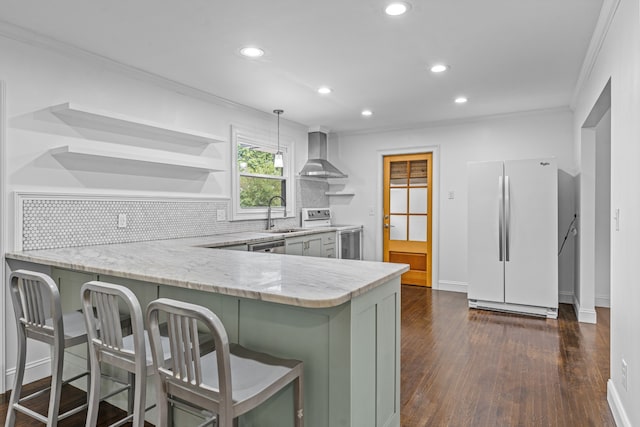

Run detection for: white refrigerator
[[467, 158, 558, 318]]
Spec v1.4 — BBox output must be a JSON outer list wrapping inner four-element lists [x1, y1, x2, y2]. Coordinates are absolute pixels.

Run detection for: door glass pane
[[390, 188, 407, 213], [409, 215, 427, 241], [390, 215, 407, 240], [409, 188, 427, 214], [409, 160, 427, 185], [390, 161, 407, 186]]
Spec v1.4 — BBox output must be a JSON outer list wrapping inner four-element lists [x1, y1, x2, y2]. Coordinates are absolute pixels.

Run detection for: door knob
[[384, 223, 390, 229]]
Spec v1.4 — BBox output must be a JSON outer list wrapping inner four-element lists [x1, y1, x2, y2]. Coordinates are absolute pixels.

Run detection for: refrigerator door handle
[[498, 175, 503, 261], [505, 175, 510, 262]]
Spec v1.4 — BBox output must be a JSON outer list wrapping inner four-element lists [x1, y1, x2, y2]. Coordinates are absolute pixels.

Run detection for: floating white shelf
[[51, 142, 224, 173], [325, 191, 355, 196], [50, 102, 226, 145]]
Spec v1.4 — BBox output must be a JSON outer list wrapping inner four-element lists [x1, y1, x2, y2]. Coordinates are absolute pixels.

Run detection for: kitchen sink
[[264, 228, 306, 234]]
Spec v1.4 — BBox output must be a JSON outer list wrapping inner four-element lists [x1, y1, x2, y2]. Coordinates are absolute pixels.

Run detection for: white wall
[[0, 36, 309, 201], [572, 0, 640, 424], [595, 108, 611, 307], [330, 109, 576, 294], [0, 33, 310, 390], [578, 128, 597, 322]]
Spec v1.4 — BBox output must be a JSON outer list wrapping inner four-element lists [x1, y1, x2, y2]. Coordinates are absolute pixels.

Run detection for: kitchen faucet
[[266, 195, 286, 230]]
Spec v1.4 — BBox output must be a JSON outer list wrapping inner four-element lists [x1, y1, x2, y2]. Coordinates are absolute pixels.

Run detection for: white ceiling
[[0, 0, 603, 133]]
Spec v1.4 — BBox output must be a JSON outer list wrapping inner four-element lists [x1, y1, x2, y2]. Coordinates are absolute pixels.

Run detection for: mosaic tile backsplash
[[19, 178, 328, 251], [20, 197, 300, 251]]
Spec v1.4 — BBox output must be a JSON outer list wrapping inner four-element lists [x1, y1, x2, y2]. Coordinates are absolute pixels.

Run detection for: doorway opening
[[383, 152, 433, 287], [578, 79, 611, 324]]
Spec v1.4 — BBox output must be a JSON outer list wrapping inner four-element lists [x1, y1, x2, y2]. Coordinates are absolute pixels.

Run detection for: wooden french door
[[383, 153, 433, 287]]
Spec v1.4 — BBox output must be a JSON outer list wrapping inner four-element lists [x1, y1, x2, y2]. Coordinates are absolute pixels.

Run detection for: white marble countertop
[[5, 233, 408, 308]]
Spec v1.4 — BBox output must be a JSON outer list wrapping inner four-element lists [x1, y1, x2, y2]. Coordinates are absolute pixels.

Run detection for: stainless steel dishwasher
[[248, 240, 286, 254]]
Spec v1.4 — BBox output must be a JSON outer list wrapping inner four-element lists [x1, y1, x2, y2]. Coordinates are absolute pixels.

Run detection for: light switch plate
[[216, 209, 226, 221]]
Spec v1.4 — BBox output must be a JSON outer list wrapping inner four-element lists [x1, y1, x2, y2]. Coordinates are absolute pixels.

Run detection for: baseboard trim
[[437, 280, 467, 293], [608, 379, 631, 427], [573, 295, 597, 323], [558, 291, 574, 304], [469, 299, 558, 319], [596, 295, 611, 308], [4, 355, 51, 391]]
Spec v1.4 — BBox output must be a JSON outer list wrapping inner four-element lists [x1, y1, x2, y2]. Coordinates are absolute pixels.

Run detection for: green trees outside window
[[238, 144, 285, 208]]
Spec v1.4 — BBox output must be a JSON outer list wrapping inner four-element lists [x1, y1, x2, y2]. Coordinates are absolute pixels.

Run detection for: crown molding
[[0, 20, 306, 129], [570, 0, 621, 110]]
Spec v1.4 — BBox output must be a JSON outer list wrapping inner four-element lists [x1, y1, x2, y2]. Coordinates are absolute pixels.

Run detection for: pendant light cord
[[274, 109, 283, 153]]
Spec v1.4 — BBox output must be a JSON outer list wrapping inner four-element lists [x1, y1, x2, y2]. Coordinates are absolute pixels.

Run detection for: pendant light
[[273, 109, 284, 168]]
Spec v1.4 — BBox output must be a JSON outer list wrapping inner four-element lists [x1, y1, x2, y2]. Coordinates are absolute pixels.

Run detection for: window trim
[[231, 125, 295, 221]]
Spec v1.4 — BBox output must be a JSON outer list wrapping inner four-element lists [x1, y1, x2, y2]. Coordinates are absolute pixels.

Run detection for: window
[[231, 126, 294, 220]]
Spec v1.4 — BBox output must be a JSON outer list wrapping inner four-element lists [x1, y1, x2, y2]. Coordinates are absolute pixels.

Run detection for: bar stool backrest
[[10, 270, 62, 346], [146, 298, 232, 419], [81, 281, 145, 364], [81, 281, 148, 427]]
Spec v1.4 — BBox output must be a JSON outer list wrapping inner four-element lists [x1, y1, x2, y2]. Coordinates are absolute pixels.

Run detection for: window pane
[[240, 176, 285, 208], [409, 160, 427, 185], [390, 188, 407, 213], [409, 215, 427, 241], [390, 161, 407, 186], [390, 215, 407, 241], [238, 144, 283, 177], [409, 188, 427, 214]]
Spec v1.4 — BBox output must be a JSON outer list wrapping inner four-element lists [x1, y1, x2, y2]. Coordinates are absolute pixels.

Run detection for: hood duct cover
[[300, 131, 348, 178]]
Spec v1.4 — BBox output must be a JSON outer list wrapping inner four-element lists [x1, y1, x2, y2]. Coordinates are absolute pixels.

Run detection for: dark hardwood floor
[[0, 378, 152, 426], [401, 285, 615, 427], [0, 286, 615, 426]]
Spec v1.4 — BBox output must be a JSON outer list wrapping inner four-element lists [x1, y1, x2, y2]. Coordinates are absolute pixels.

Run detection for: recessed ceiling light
[[455, 96, 468, 104], [318, 86, 332, 95], [385, 2, 409, 16], [430, 64, 449, 73], [362, 110, 373, 117], [239, 47, 264, 58]]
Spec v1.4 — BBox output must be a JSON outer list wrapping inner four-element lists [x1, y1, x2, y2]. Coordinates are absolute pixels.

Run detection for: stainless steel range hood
[[299, 131, 348, 178]]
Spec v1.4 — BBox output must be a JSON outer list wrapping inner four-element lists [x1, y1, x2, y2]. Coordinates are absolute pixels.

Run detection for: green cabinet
[[321, 231, 336, 258], [14, 261, 401, 427], [286, 232, 335, 258]]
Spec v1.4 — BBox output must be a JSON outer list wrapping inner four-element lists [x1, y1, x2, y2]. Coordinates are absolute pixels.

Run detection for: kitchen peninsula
[[5, 234, 408, 427]]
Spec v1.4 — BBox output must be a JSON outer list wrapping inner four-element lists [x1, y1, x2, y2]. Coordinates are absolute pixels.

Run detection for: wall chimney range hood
[[299, 131, 348, 178]]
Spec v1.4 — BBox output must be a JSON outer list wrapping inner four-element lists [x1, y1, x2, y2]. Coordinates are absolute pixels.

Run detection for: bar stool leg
[[132, 370, 146, 427], [155, 373, 169, 427], [4, 327, 26, 427], [46, 339, 64, 427], [294, 374, 304, 427], [128, 372, 135, 415], [85, 344, 101, 427]]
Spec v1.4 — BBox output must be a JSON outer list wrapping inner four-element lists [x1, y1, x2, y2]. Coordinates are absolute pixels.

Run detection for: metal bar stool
[[81, 280, 172, 427], [5, 270, 90, 427], [146, 298, 304, 427]]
